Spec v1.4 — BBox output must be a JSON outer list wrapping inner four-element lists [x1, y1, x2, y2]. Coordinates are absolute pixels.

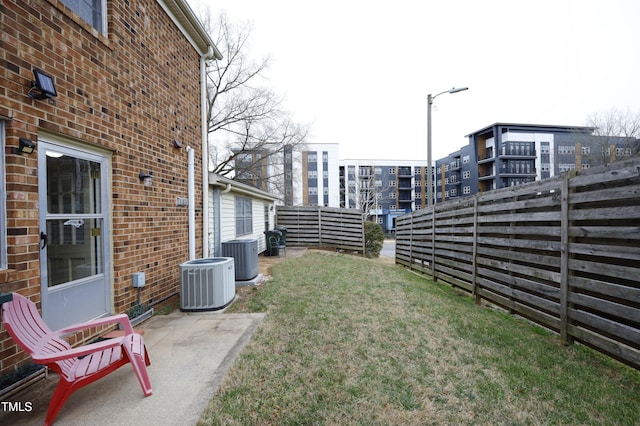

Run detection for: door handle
[[40, 232, 48, 249]]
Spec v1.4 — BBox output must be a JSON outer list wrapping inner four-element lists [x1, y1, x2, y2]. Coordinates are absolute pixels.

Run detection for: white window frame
[[61, 0, 107, 34], [235, 196, 253, 237]]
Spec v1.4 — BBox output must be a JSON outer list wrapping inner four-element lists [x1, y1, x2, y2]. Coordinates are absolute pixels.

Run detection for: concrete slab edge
[[194, 314, 265, 418]]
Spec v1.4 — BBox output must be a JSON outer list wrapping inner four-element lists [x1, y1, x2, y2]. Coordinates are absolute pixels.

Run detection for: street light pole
[[426, 87, 468, 207]]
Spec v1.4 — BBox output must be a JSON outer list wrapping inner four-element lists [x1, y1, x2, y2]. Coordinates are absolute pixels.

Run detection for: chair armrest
[[32, 336, 126, 363], [56, 314, 134, 336]]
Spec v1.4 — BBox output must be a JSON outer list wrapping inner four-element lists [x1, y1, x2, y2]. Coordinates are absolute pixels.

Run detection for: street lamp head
[[448, 87, 469, 94]]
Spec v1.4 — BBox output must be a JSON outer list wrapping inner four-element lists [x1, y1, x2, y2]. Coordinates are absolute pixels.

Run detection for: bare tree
[[202, 12, 309, 193], [349, 166, 394, 219], [583, 107, 640, 166]]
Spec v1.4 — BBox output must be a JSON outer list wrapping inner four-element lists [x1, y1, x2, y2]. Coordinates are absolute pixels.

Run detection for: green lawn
[[198, 251, 640, 425]]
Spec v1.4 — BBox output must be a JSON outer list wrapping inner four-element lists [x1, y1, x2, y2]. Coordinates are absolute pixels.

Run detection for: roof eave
[[158, 0, 223, 59]]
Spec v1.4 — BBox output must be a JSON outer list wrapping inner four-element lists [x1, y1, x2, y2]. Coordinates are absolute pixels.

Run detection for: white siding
[[207, 187, 215, 257], [220, 193, 236, 242]]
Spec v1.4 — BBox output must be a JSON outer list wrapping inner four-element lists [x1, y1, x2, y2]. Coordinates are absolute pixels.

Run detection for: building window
[[0, 122, 6, 269], [463, 170, 471, 179], [462, 155, 470, 164], [582, 146, 591, 155], [308, 170, 317, 178], [389, 168, 395, 174], [559, 163, 576, 172], [235, 197, 253, 236], [389, 193, 396, 199], [389, 181, 396, 186], [463, 186, 471, 195], [558, 145, 576, 154], [61, 0, 106, 33], [308, 153, 317, 162], [540, 143, 550, 154]]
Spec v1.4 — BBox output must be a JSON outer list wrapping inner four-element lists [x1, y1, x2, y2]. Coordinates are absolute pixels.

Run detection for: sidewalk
[[1, 248, 307, 425]]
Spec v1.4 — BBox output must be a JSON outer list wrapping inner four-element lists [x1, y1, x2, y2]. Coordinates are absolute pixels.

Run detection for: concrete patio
[[0, 248, 307, 426]]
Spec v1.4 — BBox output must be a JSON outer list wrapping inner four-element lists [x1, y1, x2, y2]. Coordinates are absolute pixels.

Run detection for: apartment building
[[435, 123, 639, 203], [339, 159, 429, 233]]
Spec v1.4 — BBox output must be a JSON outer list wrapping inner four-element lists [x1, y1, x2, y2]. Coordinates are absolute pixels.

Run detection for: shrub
[[364, 221, 384, 258]]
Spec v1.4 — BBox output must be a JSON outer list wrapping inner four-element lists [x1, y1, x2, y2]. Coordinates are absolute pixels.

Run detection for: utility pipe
[[187, 145, 195, 260]]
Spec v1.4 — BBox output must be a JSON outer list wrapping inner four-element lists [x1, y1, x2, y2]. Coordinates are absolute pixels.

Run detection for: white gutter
[[187, 145, 196, 260]]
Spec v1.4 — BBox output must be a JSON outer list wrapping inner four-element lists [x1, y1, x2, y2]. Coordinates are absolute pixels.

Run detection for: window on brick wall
[[61, 0, 106, 34], [235, 197, 253, 237], [0, 121, 6, 269]]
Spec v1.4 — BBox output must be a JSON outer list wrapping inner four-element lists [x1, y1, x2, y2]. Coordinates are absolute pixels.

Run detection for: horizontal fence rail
[[396, 158, 640, 370], [276, 206, 365, 254]]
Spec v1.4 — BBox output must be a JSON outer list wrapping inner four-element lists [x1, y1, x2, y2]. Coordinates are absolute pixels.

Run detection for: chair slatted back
[[2, 293, 74, 377]]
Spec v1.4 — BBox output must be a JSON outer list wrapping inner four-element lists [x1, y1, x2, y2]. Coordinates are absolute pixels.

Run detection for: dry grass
[[199, 251, 640, 425]]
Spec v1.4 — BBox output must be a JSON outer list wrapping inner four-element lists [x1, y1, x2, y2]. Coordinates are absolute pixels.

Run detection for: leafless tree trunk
[[201, 11, 309, 194]]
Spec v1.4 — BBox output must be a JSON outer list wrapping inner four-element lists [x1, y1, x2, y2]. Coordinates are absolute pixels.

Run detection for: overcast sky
[[190, 0, 640, 161]]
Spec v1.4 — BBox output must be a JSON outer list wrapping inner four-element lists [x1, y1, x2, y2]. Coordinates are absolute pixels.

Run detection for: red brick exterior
[[0, 0, 207, 374]]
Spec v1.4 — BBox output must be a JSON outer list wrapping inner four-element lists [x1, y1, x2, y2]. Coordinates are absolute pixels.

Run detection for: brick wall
[[0, 0, 206, 374]]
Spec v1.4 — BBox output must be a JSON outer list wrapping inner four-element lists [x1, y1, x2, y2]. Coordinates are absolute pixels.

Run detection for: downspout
[[201, 46, 215, 259], [187, 145, 195, 260]]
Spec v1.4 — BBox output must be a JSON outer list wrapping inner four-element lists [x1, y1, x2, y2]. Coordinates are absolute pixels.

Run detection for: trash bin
[[275, 226, 287, 245], [264, 230, 281, 256]]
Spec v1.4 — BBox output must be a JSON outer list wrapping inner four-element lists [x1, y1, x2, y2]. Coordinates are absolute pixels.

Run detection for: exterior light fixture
[[139, 171, 153, 186], [173, 139, 182, 149], [17, 138, 36, 155], [29, 69, 58, 100]]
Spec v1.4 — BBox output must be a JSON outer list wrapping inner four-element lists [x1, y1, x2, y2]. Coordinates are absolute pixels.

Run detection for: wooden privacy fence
[[396, 158, 640, 370], [276, 206, 365, 253]]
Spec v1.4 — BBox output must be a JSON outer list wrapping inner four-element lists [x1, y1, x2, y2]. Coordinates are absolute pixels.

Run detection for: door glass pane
[[46, 152, 103, 287], [46, 153, 102, 214], [46, 218, 103, 286]]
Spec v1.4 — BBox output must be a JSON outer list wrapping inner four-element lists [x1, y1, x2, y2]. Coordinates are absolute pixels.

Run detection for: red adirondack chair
[[1, 293, 152, 425]]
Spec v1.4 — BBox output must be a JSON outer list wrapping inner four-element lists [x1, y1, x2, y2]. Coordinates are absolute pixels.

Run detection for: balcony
[[397, 167, 412, 177], [499, 150, 537, 159]]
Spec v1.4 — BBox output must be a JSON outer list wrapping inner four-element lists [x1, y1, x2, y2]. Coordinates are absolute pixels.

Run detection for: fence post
[[559, 173, 572, 345], [431, 205, 436, 281], [472, 197, 480, 304], [361, 213, 366, 255], [409, 212, 414, 270], [318, 208, 322, 246]]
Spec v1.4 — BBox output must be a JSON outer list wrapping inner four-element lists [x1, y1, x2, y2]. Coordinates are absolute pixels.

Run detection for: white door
[[38, 141, 111, 330]]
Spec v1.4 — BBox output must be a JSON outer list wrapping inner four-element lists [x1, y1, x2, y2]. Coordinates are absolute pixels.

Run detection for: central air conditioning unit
[[180, 257, 235, 311], [221, 239, 258, 281]]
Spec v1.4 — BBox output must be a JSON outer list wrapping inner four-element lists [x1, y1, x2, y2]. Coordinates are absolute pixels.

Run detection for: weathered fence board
[[396, 158, 640, 370], [276, 206, 365, 253]]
